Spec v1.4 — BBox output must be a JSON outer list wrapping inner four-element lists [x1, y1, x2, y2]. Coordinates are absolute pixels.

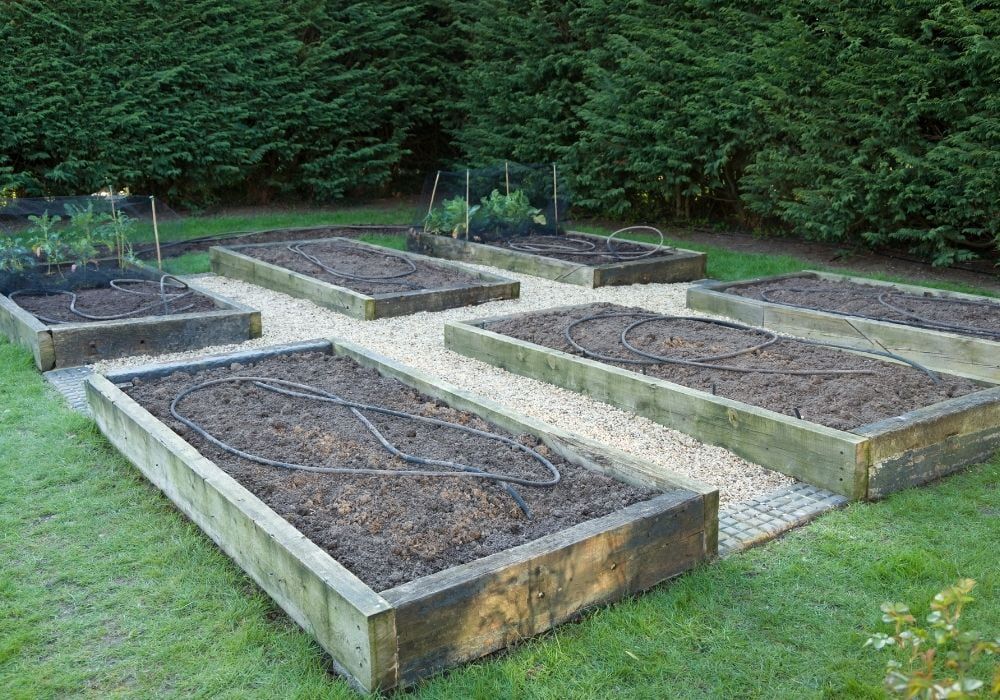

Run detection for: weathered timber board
[[444, 307, 1000, 500], [87, 338, 716, 691], [210, 237, 519, 320], [406, 229, 707, 288], [686, 271, 1000, 383], [0, 278, 260, 371]]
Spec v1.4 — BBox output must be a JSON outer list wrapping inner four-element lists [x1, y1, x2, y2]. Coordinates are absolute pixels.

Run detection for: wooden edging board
[[210, 237, 519, 320], [0, 277, 261, 371], [85, 338, 717, 692], [443, 306, 1000, 500], [406, 229, 707, 288], [686, 270, 1000, 383]]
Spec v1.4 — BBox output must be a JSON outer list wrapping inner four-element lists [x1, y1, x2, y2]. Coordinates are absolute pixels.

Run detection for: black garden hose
[[9, 275, 195, 324], [170, 376, 563, 518], [506, 226, 673, 262], [758, 287, 1000, 341], [287, 241, 421, 290], [564, 311, 940, 381]]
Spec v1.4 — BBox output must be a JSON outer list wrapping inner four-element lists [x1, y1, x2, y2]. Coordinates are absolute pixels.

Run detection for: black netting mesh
[[414, 163, 569, 242], [0, 194, 181, 293]]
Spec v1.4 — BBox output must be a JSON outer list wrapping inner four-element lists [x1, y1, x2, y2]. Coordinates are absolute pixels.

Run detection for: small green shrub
[[866, 579, 1000, 698], [476, 189, 546, 239]]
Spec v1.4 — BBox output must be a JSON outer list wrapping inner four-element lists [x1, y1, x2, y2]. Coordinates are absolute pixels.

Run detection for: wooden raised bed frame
[[85, 339, 717, 692], [210, 237, 519, 320], [686, 270, 1000, 383], [0, 278, 261, 371], [444, 306, 1000, 501], [407, 229, 707, 288]]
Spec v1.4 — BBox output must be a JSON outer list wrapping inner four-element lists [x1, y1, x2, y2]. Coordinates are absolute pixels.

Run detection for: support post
[[425, 170, 441, 230], [505, 161, 510, 196], [465, 169, 471, 241], [150, 195, 163, 271], [552, 164, 559, 234]]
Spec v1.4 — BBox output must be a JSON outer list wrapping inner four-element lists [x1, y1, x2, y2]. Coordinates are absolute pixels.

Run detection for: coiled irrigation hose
[[506, 226, 671, 261], [170, 376, 562, 517], [759, 287, 1000, 341], [564, 312, 941, 382], [9, 275, 195, 324], [287, 241, 420, 290]]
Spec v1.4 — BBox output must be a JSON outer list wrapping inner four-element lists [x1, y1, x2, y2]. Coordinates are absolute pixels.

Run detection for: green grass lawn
[[1, 338, 996, 698], [2, 209, 998, 697]]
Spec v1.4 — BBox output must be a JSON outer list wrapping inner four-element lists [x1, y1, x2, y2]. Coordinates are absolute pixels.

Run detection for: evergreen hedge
[[3, 1, 997, 261]]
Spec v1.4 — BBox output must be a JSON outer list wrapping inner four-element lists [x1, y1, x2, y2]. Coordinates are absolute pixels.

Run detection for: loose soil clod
[[483, 302, 982, 431], [125, 351, 659, 591]]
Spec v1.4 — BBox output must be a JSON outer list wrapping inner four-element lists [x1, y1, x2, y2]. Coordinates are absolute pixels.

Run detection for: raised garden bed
[[211, 237, 519, 320], [0, 267, 260, 370], [85, 339, 716, 692], [687, 271, 1000, 383], [444, 303, 1000, 500], [407, 229, 707, 287]]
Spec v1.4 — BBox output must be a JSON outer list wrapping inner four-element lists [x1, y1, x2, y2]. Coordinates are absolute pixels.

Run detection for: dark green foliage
[[454, 0, 1000, 263], [3, 1, 997, 262], [0, 0, 454, 206]]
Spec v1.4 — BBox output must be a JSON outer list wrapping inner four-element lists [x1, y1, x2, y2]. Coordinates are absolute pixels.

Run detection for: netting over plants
[[0, 194, 180, 284], [415, 163, 569, 242]]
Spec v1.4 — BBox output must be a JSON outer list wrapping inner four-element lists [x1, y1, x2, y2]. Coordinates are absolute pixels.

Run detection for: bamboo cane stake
[[425, 171, 441, 231], [552, 163, 559, 233], [465, 169, 471, 241], [505, 161, 510, 196], [150, 195, 163, 271]]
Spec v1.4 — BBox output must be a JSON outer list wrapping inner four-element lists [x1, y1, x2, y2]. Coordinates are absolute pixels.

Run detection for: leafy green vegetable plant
[[423, 196, 479, 238], [0, 235, 33, 272], [25, 212, 66, 273], [477, 188, 546, 239], [866, 579, 999, 698]]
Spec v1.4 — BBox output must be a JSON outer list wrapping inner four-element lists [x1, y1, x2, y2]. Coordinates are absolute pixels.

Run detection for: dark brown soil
[[135, 225, 405, 261], [483, 303, 982, 431], [729, 275, 1000, 339], [240, 238, 483, 296], [124, 352, 658, 592], [10, 283, 217, 325], [487, 233, 674, 264]]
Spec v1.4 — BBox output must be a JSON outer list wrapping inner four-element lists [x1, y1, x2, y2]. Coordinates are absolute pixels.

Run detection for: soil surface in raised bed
[[125, 352, 659, 591], [730, 275, 1000, 340], [238, 238, 484, 296], [484, 233, 675, 265], [10, 282, 217, 324], [483, 303, 983, 431], [135, 225, 405, 262]]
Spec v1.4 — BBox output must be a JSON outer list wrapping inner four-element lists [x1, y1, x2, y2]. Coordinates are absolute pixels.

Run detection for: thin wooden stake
[[505, 161, 510, 196], [150, 195, 163, 271], [108, 183, 123, 268], [425, 171, 441, 230], [465, 169, 471, 241], [552, 163, 559, 233]]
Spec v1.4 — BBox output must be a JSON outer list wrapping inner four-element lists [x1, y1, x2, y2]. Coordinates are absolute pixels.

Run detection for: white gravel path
[[97, 264, 795, 503]]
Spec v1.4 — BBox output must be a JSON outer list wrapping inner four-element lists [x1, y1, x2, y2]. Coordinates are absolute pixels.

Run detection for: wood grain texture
[[686, 272, 1000, 382], [0, 293, 54, 369], [211, 238, 519, 320], [448, 310, 1000, 500], [88, 339, 715, 690], [444, 317, 869, 498], [407, 230, 706, 288], [85, 374, 396, 692], [1, 282, 257, 370]]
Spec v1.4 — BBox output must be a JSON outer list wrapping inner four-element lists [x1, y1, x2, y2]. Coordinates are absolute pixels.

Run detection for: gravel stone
[[96, 263, 795, 504]]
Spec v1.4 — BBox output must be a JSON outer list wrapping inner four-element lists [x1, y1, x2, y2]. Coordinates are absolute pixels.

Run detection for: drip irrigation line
[[170, 376, 563, 517], [287, 241, 421, 290], [506, 226, 672, 262], [565, 312, 882, 377], [9, 275, 195, 324], [759, 287, 1000, 340]]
